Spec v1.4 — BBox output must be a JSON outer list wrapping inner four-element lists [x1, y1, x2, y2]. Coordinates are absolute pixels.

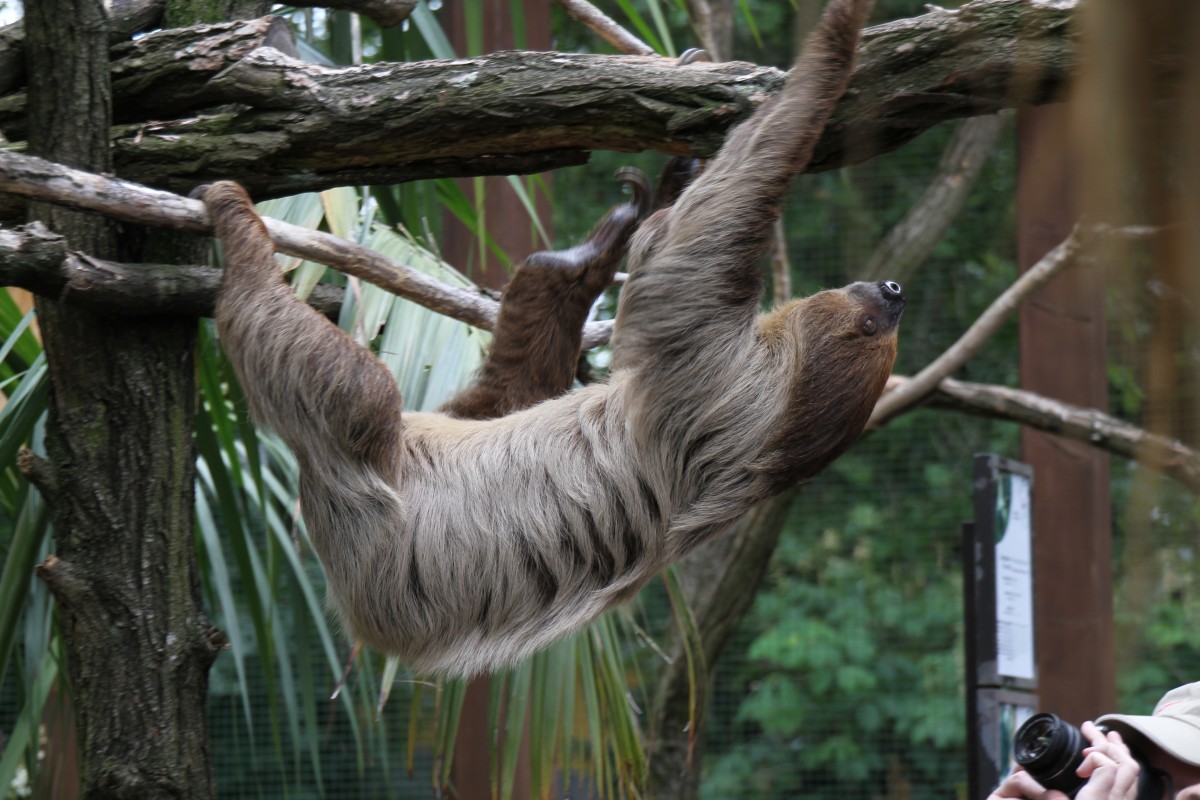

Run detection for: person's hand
[[1073, 721, 1140, 800], [987, 768, 1054, 799], [986, 721, 1140, 800]]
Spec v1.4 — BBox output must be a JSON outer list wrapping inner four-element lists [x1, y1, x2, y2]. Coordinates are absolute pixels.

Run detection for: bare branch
[[0, 152, 618, 346], [862, 112, 1009, 283], [553, 0, 655, 56], [891, 375, 1200, 494], [870, 224, 1087, 427], [870, 223, 1160, 427], [0, 222, 344, 318]]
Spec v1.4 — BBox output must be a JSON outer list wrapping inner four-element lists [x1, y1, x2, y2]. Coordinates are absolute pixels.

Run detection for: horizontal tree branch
[[0, 151, 617, 346], [1, 0, 1120, 199], [106, 47, 776, 197], [0, 221, 344, 319], [0, 0, 161, 97], [889, 374, 1200, 494]]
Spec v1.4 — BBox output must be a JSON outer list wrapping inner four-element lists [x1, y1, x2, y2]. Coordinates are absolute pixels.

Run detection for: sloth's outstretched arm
[[207, 182, 404, 480], [439, 170, 652, 420], [611, 0, 873, 368]]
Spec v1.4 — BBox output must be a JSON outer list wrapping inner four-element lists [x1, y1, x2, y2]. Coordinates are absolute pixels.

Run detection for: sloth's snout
[[879, 280, 904, 303], [876, 280, 905, 328]]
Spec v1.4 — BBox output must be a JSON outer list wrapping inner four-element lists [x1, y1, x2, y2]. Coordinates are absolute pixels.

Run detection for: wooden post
[[1017, 103, 1115, 723], [441, 0, 554, 290]]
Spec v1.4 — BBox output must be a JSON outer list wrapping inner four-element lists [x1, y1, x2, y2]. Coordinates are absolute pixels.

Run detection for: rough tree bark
[[0, 0, 1125, 203], [19, 0, 280, 796], [22, 0, 222, 797]]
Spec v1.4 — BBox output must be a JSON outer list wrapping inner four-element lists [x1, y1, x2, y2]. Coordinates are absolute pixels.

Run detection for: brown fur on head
[[205, 0, 890, 677], [755, 281, 903, 490]]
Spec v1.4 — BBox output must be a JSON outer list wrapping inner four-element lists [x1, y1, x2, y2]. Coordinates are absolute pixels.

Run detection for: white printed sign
[[995, 474, 1035, 681]]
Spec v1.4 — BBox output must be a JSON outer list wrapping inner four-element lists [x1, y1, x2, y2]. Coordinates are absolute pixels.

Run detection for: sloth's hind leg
[[440, 169, 652, 420]]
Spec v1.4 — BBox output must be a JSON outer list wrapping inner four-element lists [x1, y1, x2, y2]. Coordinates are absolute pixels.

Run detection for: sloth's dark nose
[[879, 280, 904, 302]]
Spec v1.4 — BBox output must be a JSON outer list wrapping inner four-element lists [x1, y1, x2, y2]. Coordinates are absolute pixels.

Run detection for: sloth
[[204, 0, 900, 677]]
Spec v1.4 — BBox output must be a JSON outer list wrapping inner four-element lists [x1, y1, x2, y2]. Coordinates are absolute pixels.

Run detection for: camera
[[1012, 713, 1165, 799]]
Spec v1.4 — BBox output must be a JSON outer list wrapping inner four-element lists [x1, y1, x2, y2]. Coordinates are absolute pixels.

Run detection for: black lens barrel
[[1013, 713, 1089, 797]]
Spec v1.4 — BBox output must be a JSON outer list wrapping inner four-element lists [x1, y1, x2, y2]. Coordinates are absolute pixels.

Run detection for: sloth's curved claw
[[614, 167, 652, 216], [677, 47, 711, 65]]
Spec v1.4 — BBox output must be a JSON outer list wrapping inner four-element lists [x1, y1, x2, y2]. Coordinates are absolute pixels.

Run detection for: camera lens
[[1014, 713, 1088, 797]]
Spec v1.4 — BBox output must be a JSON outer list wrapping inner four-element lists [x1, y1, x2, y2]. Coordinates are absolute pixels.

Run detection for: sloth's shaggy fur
[[206, 0, 901, 677]]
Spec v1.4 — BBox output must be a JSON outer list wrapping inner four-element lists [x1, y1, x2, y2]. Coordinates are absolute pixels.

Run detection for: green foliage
[[701, 427, 986, 799], [1110, 463, 1200, 715]]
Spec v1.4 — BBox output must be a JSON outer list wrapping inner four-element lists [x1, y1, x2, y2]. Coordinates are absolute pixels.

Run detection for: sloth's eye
[[861, 316, 877, 336]]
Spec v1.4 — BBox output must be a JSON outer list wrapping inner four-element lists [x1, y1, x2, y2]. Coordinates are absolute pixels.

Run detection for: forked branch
[[869, 223, 1158, 427]]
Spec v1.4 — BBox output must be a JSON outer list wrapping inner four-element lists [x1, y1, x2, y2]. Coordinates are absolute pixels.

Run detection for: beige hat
[[1097, 682, 1200, 767]]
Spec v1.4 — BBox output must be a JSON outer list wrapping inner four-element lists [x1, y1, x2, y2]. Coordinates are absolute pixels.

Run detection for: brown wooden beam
[[1017, 102, 1115, 723]]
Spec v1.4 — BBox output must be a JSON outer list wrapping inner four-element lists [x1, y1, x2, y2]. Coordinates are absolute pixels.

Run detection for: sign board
[[964, 454, 1038, 800]]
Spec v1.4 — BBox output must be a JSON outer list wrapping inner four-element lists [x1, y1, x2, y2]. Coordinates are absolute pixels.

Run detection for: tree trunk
[[23, 0, 223, 796]]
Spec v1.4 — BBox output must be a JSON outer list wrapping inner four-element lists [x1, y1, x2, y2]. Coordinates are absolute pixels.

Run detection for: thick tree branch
[[0, 0, 161, 96], [108, 47, 776, 197], [891, 375, 1200, 495], [1, 0, 1113, 199], [0, 16, 298, 141], [809, 0, 1083, 172], [0, 151, 618, 346], [0, 222, 344, 318]]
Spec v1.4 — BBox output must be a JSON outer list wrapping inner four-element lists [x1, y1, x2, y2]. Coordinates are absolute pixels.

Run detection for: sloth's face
[[749, 281, 905, 487], [751, 281, 905, 487], [783, 280, 905, 413], [782, 280, 905, 359], [844, 280, 906, 339]]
